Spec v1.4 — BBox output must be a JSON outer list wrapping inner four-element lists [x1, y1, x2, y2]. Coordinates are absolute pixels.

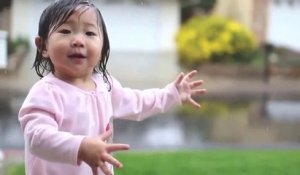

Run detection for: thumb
[[174, 72, 184, 86], [100, 129, 113, 141], [91, 166, 98, 175]]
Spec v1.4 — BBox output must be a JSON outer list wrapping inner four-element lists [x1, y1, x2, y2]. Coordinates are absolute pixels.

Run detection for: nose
[[71, 34, 84, 48]]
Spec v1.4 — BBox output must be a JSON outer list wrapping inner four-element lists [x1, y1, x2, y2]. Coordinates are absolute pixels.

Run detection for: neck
[[53, 72, 96, 91]]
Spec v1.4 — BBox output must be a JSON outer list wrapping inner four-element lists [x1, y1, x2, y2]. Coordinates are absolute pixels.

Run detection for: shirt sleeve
[[110, 77, 182, 121], [18, 82, 85, 165]]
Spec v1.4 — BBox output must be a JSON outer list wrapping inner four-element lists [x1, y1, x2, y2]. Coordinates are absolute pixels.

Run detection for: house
[[213, 0, 270, 45], [3, 0, 181, 88], [0, 30, 7, 68], [213, 0, 300, 51], [266, 0, 300, 51], [2, 0, 299, 85], [10, 0, 180, 53]]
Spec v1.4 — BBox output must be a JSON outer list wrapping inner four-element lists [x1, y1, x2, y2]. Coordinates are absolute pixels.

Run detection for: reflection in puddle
[[142, 120, 184, 148], [1, 97, 300, 149], [267, 100, 300, 121], [0, 113, 24, 149], [113, 100, 300, 149]]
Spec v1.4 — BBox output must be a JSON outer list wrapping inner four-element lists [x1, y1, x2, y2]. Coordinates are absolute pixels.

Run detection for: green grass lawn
[[114, 150, 300, 175], [5, 150, 300, 175]]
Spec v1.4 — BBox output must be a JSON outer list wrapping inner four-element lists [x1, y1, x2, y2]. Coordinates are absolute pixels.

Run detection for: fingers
[[187, 89, 207, 108], [189, 80, 203, 89], [176, 70, 198, 85], [91, 162, 113, 175], [89, 145, 128, 175], [192, 89, 207, 96], [98, 153, 124, 175], [101, 144, 129, 172], [107, 143, 130, 153], [98, 161, 112, 175], [188, 98, 201, 108], [174, 72, 184, 85], [100, 129, 113, 141], [91, 166, 99, 175], [184, 70, 197, 81], [102, 154, 123, 168], [175, 70, 198, 86]]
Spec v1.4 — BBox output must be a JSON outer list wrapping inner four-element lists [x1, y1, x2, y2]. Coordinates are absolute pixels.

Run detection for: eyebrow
[[63, 20, 98, 28]]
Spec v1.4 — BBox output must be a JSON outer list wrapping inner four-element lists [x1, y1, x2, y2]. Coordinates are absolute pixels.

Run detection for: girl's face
[[42, 7, 103, 80]]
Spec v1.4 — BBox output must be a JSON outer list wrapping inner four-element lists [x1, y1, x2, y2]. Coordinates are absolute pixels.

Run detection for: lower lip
[[70, 57, 86, 63]]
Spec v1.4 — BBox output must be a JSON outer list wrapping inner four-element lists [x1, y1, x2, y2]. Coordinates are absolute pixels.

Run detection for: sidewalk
[[1, 66, 300, 101], [201, 75, 300, 101]]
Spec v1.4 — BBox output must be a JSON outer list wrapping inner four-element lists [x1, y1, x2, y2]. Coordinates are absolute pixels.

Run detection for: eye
[[58, 29, 70, 34], [86, 31, 96, 36]]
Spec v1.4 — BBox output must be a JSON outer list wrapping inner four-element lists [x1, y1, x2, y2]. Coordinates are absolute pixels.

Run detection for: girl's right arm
[[19, 82, 130, 175], [19, 83, 84, 165]]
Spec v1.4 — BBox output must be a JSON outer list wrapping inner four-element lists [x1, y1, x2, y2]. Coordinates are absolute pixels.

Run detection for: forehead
[[46, 4, 103, 36], [66, 7, 98, 24]]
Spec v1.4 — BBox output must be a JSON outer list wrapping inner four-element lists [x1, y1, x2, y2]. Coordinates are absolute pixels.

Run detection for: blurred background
[[1, 0, 300, 174]]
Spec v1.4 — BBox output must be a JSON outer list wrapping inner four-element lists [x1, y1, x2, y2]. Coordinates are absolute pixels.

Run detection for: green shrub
[[176, 16, 258, 68], [176, 101, 248, 118], [8, 36, 30, 55]]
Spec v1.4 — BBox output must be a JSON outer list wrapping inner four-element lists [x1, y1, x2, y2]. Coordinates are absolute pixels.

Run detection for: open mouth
[[68, 53, 86, 59]]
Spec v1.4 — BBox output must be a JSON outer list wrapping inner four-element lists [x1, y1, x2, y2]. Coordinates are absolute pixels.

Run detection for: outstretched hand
[[174, 70, 207, 108], [78, 129, 130, 175]]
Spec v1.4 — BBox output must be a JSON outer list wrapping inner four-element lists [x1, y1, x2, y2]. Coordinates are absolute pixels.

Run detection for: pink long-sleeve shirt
[[18, 73, 181, 175]]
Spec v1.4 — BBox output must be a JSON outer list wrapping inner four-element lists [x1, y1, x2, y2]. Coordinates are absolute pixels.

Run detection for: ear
[[35, 36, 49, 58]]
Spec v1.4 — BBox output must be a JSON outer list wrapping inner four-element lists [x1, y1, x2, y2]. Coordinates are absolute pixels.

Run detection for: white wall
[[0, 30, 8, 68], [10, 0, 180, 53], [99, 2, 160, 52], [158, 1, 180, 52], [267, 1, 300, 51], [11, 0, 49, 47]]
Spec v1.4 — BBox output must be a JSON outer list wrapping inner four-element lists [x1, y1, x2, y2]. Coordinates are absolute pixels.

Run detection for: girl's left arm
[[111, 70, 206, 121]]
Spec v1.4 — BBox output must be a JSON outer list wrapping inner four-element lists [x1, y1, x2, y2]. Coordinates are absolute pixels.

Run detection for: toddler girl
[[18, 0, 207, 175]]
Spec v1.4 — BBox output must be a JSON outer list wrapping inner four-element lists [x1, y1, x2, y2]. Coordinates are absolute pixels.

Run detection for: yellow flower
[[175, 15, 258, 67], [227, 21, 241, 32], [219, 32, 231, 43]]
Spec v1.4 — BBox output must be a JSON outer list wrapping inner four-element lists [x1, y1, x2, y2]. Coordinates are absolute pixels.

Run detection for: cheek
[[90, 42, 103, 58], [48, 47, 63, 59], [49, 41, 68, 56]]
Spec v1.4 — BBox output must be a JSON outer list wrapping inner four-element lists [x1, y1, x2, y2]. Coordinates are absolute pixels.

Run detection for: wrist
[[168, 82, 182, 106], [77, 137, 87, 165]]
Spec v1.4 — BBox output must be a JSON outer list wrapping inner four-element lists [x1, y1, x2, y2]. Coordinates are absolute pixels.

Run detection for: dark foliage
[[180, 0, 217, 23], [0, 0, 11, 11]]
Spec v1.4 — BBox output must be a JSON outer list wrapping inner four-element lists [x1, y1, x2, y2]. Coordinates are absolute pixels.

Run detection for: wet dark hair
[[33, 0, 111, 90]]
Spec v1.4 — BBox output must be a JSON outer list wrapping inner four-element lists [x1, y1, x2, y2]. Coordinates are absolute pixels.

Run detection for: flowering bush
[[176, 16, 258, 68]]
